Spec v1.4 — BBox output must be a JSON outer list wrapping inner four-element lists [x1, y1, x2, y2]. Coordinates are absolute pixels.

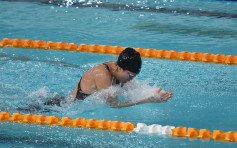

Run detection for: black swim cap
[[117, 47, 142, 74]]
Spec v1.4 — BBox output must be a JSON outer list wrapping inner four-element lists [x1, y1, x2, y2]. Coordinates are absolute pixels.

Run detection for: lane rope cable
[[0, 38, 236, 65], [0, 112, 236, 142]]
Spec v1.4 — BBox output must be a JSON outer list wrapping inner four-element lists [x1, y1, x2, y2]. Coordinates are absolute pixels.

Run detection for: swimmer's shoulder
[[83, 63, 112, 80]]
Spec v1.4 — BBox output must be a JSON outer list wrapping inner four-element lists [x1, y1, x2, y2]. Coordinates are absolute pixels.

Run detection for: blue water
[[0, 0, 237, 147]]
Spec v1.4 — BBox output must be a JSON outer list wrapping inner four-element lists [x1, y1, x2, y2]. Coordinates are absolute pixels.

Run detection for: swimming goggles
[[126, 70, 136, 78]]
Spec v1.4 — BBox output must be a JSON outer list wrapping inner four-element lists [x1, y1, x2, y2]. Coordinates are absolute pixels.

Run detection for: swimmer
[[71, 47, 173, 108], [17, 47, 173, 111]]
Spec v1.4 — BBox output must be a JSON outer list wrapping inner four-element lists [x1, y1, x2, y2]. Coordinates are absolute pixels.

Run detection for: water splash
[[0, 78, 163, 115], [65, 0, 74, 7], [58, 79, 163, 116], [117, 79, 162, 102]]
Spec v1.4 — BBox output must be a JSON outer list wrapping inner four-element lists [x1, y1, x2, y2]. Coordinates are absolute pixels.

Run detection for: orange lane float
[[87, 44, 101, 53], [0, 112, 11, 121], [46, 116, 61, 125], [72, 118, 86, 128], [111, 121, 124, 131], [186, 128, 199, 138], [121, 122, 135, 132], [148, 48, 158, 58], [190, 52, 203, 61], [85, 119, 99, 129], [102, 45, 115, 54], [166, 50, 177, 59], [60, 117, 73, 127], [34, 40, 47, 49], [171, 126, 237, 142], [135, 48, 149, 57], [198, 129, 213, 139], [12, 39, 26, 48], [171, 127, 187, 137], [177, 51, 191, 61], [9, 113, 23, 122], [97, 120, 112, 130], [55, 42, 68, 50], [23, 39, 36, 48], [45, 41, 57, 50], [225, 131, 237, 142], [0, 38, 236, 65], [157, 50, 167, 59], [0, 112, 135, 133], [114, 46, 125, 55], [21, 114, 36, 124], [225, 55, 237, 64], [77, 44, 88, 52], [67, 43, 78, 51], [202, 53, 215, 62], [34, 115, 47, 125], [212, 130, 225, 141], [213, 54, 226, 63], [0, 38, 13, 46]]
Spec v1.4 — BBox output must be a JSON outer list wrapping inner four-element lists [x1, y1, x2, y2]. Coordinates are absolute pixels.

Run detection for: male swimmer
[[71, 47, 173, 108]]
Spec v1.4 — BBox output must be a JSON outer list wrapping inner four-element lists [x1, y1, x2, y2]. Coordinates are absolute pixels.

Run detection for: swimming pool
[[0, 0, 237, 147]]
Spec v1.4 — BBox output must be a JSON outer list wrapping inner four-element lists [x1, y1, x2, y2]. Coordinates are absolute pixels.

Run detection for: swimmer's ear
[[115, 62, 118, 71], [115, 62, 124, 72], [117, 66, 124, 72]]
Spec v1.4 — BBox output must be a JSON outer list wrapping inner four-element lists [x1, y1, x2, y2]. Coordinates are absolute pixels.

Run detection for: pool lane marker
[[0, 112, 135, 132], [0, 38, 236, 65], [0, 112, 236, 142]]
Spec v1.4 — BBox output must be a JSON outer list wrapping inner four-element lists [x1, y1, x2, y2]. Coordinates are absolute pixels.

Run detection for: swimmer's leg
[[17, 95, 66, 112], [43, 95, 66, 106], [16, 105, 41, 112]]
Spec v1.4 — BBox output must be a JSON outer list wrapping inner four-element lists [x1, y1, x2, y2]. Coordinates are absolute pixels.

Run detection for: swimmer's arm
[[111, 98, 150, 108], [111, 88, 173, 108], [71, 81, 79, 99]]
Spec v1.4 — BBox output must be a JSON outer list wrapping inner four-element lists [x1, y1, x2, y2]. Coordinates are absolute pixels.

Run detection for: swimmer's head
[[117, 47, 142, 74]]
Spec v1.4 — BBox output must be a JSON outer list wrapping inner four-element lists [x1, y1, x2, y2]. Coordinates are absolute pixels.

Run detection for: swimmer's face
[[117, 67, 137, 83]]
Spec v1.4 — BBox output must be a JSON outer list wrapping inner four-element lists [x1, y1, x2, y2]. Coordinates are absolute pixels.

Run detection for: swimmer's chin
[[121, 79, 133, 84]]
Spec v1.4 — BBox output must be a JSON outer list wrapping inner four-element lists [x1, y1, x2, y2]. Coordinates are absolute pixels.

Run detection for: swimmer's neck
[[105, 61, 122, 85], [105, 61, 118, 77]]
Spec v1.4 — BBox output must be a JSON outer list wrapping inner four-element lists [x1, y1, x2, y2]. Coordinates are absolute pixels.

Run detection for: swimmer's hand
[[150, 88, 173, 103]]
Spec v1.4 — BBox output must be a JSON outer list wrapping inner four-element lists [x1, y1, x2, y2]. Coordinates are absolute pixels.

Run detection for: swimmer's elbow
[[111, 105, 122, 108], [110, 100, 138, 108], [110, 104, 130, 108], [108, 101, 127, 108]]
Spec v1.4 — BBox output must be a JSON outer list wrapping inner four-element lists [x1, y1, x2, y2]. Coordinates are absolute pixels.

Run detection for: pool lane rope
[[0, 112, 236, 142], [0, 38, 236, 65]]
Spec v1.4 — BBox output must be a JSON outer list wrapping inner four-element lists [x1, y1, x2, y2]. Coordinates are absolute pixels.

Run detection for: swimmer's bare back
[[71, 61, 119, 99]]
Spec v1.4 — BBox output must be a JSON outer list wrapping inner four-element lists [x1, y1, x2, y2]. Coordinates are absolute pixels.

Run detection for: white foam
[[65, 0, 74, 7], [115, 79, 163, 104]]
